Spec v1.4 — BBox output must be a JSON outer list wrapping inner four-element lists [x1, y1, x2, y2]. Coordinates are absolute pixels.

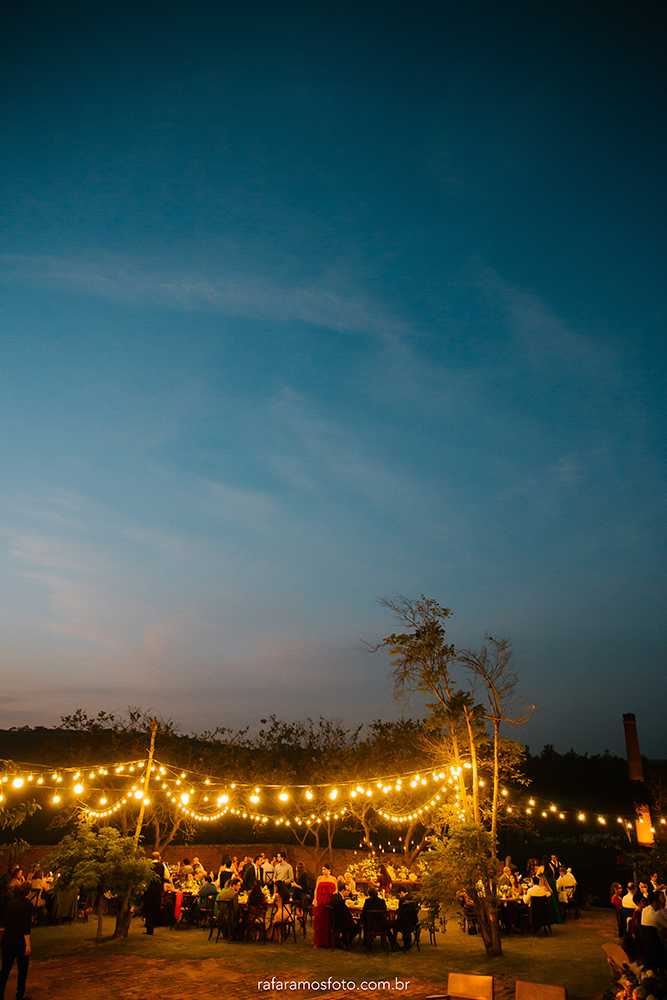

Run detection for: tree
[[250, 716, 364, 867], [345, 719, 431, 863], [43, 709, 197, 851], [45, 822, 154, 942], [456, 636, 533, 852], [373, 595, 532, 956]]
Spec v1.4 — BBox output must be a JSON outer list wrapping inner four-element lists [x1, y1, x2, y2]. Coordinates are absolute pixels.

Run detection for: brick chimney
[[622, 713, 654, 846]]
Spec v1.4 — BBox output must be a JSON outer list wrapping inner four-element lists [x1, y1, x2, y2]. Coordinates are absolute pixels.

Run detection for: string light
[[0, 755, 662, 836]]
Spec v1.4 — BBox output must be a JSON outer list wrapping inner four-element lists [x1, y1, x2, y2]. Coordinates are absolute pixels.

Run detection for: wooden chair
[[210, 899, 237, 943], [272, 900, 298, 943], [419, 904, 439, 946], [295, 892, 312, 936], [560, 886, 580, 920], [529, 896, 552, 936], [326, 904, 343, 950], [179, 893, 199, 929], [459, 901, 478, 935], [197, 895, 215, 930], [601, 941, 638, 979], [515, 981, 567, 999], [363, 910, 390, 955], [638, 924, 667, 973], [425, 972, 494, 999], [244, 903, 268, 943]]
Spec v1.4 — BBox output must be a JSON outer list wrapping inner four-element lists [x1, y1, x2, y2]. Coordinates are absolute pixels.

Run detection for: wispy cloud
[[1, 251, 412, 345]]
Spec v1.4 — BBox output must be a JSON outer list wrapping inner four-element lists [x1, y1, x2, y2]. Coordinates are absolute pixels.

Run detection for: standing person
[[611, 883, 624, 937], [261, 855, 275, 885], [292, 863, 311, 915], [273, 853, 295, 887], [312, 864, 337, 948], [143, 852, 172, 935], [538, 855, 563, 924], [377, 864, 392, 895], [0, 882, 33, 1000], [242, 856, 262, 891]]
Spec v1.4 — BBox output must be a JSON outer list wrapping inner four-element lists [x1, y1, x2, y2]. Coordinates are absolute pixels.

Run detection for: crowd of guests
[[611, 872, 667, 972], [144, 850, 314, 938], [488, 853, 579, 933], [143, 851, 419, 951]]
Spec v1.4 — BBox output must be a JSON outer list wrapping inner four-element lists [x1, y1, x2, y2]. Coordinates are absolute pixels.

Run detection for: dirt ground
[[12, 955, 519, 1000]]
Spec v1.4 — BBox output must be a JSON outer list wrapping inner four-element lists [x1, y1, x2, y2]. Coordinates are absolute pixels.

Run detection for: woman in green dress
[[538, 855, 563, 924]]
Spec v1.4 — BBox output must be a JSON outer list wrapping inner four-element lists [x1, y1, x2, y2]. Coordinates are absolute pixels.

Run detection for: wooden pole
[[133, 718, 158, 850]]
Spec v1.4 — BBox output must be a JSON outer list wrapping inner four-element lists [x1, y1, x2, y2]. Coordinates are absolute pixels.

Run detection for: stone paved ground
[[10, 956, 518, 1000]]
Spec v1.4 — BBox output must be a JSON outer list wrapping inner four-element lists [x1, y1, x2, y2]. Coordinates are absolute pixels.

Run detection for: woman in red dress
[[312, 864, 337, 947]]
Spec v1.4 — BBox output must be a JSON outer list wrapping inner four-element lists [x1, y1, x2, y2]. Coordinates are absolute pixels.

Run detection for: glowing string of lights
[[0, 757, 663, 833]]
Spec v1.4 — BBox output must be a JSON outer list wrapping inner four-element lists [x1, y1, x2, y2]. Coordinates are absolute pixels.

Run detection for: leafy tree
[[373, 595, 532, 956], [0, 760, 42, 859], [45, 822, 154, 942], [345, 719, 431, 863], [250, 717, 364, 866], [43, 709, 197, 851]]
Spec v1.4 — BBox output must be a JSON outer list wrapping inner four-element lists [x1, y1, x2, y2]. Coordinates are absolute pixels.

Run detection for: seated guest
[[180, 858, 194, 876], [216, 877, 242, 939], [621, 884, 637, 935], [268, 881, 291, 940], [217, 856, 234, 888], [182, 872, 198, 893], [392, 888, 419, 952], [197, 876, 218, 909], [498, 866, 513, 887], [191, 859, 206, 882], [634, 880, 650, 905], [342, 871, 356, 894], [639, 892, 667, 971], [556, 867, 577, 902], [362, 886, 387, 914], [29, 869, 49, 911], [330, 882, 360, 947], [642, 891, 667, 941], [361, 886, 388, 945], [246, 882, 267, 908], [7, 868, 24, 890], [523, 875, 551, 904]]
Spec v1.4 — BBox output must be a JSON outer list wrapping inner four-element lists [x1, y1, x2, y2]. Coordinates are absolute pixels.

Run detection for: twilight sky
[[1, 0, 665, 758]]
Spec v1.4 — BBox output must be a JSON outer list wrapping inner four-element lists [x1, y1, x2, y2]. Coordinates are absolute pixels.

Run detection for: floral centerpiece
[[604, 967, 667, 1000], [346, 858, 381, 882]]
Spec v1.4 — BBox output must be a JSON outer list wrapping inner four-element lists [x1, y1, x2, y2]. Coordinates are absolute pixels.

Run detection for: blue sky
[[1, 0, 665, 757]]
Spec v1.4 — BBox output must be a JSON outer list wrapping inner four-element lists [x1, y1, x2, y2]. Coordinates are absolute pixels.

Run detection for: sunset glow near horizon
[[1, 1, 665, 757]]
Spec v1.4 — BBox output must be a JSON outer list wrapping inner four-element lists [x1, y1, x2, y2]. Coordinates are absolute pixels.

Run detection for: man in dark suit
[[0, 882, 33, 1000], [242, 856, 262, 891], [144, 852, 172, 935], [330, 883, 360, 948], [392, 889, 419, 951]]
